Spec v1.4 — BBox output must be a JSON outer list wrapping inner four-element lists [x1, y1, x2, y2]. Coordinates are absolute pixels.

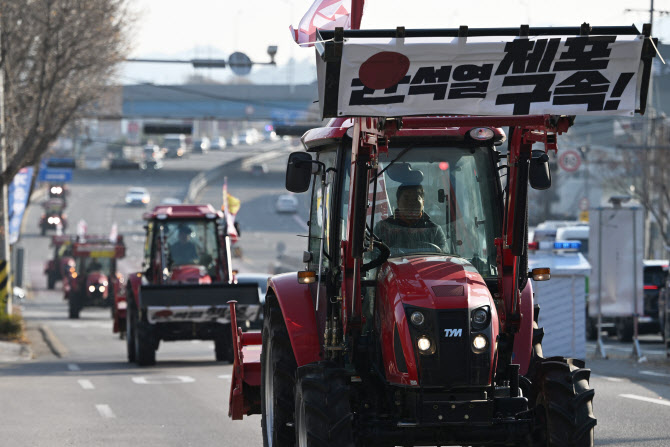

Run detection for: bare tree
[[0, 0, 132, 183]]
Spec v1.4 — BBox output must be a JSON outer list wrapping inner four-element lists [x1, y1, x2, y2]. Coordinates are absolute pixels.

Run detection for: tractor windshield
[[371, 144, 501, 278], [163, 219, 219, 267]]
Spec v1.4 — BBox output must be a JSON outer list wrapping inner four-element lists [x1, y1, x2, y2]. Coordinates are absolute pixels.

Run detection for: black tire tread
[[533, 357, 597, 447], [296, 362, 354, 447], [261, 297, 297, 447]]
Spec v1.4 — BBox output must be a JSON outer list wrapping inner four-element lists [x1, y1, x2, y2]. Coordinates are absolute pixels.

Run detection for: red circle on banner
[[358, 52, 410, 90], [559, 150, 582, 172]]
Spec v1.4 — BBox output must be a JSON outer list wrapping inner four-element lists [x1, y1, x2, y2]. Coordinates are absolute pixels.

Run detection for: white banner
[[147, 305, 260, 324], [319, 34, 645, 117]]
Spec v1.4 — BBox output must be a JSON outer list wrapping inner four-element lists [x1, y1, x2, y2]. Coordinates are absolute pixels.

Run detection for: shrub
[[0, 313, 23, 340]]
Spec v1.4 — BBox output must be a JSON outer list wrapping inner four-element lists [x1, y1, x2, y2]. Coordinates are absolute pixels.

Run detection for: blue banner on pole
[[38, 168, 72, 183], [8, 167, 34, 245]]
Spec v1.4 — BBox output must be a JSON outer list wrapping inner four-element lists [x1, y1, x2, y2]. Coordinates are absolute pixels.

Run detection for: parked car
[[125, 187, 150, 206], [275, 194, 298, 213]]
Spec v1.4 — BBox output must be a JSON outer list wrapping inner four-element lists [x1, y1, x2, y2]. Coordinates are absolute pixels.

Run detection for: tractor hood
[[378, 255, 493, 310], [86, 272, 108, 286], [169, 265, 212, 284]]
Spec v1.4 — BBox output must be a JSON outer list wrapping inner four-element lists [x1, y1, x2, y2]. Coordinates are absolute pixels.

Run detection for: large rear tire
[[261, 297, 297, 447], [215, 325, 234, 363], [135, 320, 156, 366], [530, 357, 597, 447], [68, 294, 81, 319], [295, 362, 354, 447], [126, 298, 136, 363]]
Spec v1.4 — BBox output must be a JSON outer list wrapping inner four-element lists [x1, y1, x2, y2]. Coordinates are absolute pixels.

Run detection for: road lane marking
[[591, 374, 624, 382], [641, 370, 670, 378], [620, 394, 670, 407], [68, 363, 81, 371], [218, 374, 232, 380], [78, 380, 95, 390], [96, 404, 116, 418], [132, 375, 195, 385]]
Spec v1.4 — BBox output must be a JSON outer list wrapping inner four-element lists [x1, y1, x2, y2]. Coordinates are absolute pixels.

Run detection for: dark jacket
[[374, 211, 447, 252]]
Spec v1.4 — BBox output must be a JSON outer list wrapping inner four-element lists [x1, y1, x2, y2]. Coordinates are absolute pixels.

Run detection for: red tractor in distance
[[125, 204, 260, 366], [44, 235, 77, 290], [64, 234, 126, 319], [228, 25, 655, 447]]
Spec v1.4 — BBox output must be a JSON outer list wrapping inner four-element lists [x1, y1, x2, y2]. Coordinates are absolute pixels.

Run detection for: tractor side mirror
[[286, 152, 313, 193], [529, 150, 551, 190]]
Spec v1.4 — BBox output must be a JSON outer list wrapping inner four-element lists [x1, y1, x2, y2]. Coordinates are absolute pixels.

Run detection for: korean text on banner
[[8, 167, 34, 245], [320, 34, 645, 117]]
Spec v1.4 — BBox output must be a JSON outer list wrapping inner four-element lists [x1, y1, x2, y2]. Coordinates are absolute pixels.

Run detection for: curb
[[38, 324, 67, 358]]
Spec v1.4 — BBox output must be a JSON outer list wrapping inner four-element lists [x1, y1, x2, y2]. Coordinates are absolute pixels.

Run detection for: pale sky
[[123, 0, 669, 84]]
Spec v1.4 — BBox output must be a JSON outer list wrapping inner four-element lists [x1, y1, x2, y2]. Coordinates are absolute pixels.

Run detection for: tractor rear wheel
[[261, 297, 297, 447], [47, 272, 56, 290], [294, 362, 354, 447], [126, 298, 136, 363], [135, 320, 156, 366], [68, 294, 81, 319], [215, 325, 234, 363], [616, 318, 633, 342], [530, 357, 596, 447]]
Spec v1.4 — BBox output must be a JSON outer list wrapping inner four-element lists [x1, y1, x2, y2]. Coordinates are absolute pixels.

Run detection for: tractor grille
[[416, 309, 469, 387]]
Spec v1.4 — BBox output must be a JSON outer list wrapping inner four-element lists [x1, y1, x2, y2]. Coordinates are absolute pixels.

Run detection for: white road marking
[[218, 374, 232, 380], [641, 370, 670, 378], [620, 394, 670, 407], [132, 375, 196, 385], [68, 363, 81, 371], [591, 374, 624, 382], [78, 380, 95, 390], [96, 404, 116, 418], [292, 214, 309, 232]]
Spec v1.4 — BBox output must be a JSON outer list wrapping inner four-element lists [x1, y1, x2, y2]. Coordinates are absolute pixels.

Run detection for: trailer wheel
[[261, 297, 297, 447], [530, 357, 596, 447], [68, 294, 81, 319], [135, 320, 156, 366], [126, 298, 136, 363], [294, 362, 354, 447], [585, 317, 598, 341]]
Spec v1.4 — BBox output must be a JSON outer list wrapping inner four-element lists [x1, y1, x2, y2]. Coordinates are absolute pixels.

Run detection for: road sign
[[559, 150, 582, 172], [38, 168, 73, 183], [579, 197, 589, 211], [579, 210, 589, 222], [229, 52, 252, 76]]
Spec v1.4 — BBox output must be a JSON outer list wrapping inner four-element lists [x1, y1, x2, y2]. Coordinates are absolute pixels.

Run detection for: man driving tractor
[[169, 224, 199, 265]]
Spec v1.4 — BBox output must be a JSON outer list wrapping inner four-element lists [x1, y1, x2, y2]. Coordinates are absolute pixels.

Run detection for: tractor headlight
[[99, 285, 105, 292], [88, 285, 95, 293], [472, 334, 489, 353], [417, 336, 432, 353], [471, 307, 490, 331], [117, 301, 127, 310], [410, 311, 425, 326]]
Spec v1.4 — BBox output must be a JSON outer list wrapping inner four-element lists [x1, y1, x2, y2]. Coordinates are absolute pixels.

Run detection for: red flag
[[290, 0, 365, 47]]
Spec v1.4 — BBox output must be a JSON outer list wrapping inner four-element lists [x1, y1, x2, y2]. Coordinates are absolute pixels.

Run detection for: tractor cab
[[67, 234, 126, 319], [39, 198, 67, 235]]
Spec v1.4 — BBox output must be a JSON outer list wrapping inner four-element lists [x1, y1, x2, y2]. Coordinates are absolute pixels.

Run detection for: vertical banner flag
[[8, 167, 34, 245], [290, 0, 365, 47], [222, 177, 241, 243], [109, 223, 118, 243]]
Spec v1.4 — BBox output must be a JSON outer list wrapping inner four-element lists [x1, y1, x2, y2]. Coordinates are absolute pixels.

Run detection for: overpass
[[122, 82, 318, 122]]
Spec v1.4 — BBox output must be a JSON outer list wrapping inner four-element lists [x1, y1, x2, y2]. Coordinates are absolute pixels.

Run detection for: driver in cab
[[374, 183, 447, 253], [169, 225, 199, 265]]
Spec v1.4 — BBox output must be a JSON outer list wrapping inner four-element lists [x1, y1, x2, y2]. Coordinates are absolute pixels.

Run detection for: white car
[[275, 194, 298, 213], [125, 187, 150, 206]]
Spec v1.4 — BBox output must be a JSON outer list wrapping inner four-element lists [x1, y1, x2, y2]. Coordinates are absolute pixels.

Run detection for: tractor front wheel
[[126, 298, 136, 363], [294, 362, 354, 447], [68, 294, 81, 319], [47, 272, 56, 290], [530, 357, 597, 447], [135, 320, 156, 366], [261, 297, 297, 447]]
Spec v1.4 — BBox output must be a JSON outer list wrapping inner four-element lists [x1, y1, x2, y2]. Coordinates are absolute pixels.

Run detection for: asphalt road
[[2, 141, 670, 446]]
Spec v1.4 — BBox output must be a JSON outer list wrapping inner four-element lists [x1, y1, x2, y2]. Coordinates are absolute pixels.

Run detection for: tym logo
[[444, 329, 463, 337]]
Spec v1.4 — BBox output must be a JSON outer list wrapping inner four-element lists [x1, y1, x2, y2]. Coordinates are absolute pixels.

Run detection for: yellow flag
[[227, 193, 241, 215]]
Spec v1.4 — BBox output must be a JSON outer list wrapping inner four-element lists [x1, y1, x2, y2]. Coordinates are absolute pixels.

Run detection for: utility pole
[[0, 23, 11, 315]]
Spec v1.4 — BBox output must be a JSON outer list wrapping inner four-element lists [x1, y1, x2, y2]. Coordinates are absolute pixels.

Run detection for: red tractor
[[65, 234, 126, 319], [39, 198, 67, 236], [44, 235, 77, 290], [228, 25, 655, 446], [125, 204, 260, 366]]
